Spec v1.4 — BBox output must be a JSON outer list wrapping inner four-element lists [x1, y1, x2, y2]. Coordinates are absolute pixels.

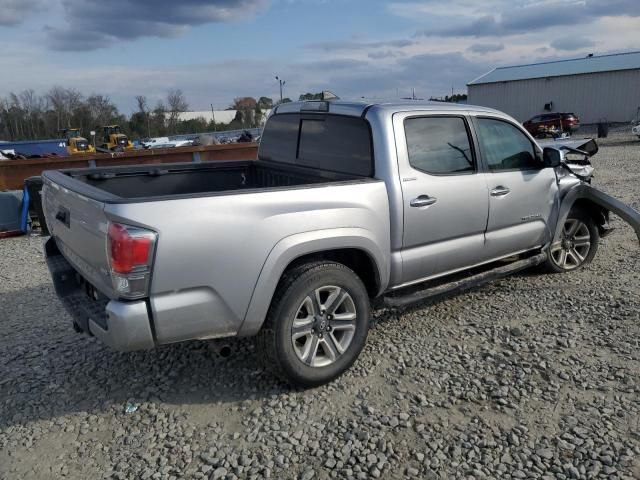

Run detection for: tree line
[[1, 89, 469, 142], [0, 88, 303, 142], [429, 93, 468, 103]]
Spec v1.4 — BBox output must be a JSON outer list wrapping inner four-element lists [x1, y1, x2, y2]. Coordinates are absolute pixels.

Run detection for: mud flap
[[555, 184, 640, 245]]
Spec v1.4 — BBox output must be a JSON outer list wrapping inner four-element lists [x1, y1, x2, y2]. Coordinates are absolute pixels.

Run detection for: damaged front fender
[[555, 184, 640, 245]]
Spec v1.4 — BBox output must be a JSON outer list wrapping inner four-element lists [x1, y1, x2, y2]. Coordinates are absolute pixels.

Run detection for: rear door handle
[[490, 186, 511, 197], [410, 195, 437, 207]]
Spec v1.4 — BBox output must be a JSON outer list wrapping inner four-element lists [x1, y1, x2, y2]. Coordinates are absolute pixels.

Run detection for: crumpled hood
[[537, 137, 599, 157]]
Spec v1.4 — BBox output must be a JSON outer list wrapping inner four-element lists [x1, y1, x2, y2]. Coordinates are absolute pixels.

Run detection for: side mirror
[[542, 147, 562, 168]]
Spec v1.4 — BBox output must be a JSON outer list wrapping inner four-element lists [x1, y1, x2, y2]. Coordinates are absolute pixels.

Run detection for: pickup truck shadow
[[1, 268, 542, 429], [373, 266, 546, 325], [0, 285, 290, 429]]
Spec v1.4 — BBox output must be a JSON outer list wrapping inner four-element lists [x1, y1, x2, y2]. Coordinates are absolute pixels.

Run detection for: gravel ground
[[1, 131, 639, 480]]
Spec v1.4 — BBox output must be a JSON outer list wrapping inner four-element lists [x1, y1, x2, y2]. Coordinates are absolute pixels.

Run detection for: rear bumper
[[95, 301, 154, 351], [46, 238, 155, 351]]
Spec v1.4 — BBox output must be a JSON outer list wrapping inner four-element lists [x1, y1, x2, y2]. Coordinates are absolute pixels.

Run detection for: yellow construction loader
[[60, 128, 96, 155], [99, 125, 134, 151]]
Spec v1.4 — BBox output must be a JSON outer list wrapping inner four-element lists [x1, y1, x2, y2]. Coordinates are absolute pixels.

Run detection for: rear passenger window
[[298, 117, 372, 175], [259, 114, 373, 176], [476, 118, 540, 171], [258, 114, 299, 164], [404, 117, 474, 175]]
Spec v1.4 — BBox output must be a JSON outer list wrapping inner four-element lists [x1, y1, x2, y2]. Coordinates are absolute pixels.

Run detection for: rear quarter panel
[[104, 180, 390, 344]]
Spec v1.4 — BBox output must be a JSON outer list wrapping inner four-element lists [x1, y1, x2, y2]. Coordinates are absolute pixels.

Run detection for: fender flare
[[554, 183, 640, 244], [237, 227, 389, 337]]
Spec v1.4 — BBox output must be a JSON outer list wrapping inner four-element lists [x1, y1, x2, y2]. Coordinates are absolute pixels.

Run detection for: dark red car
[[523, 113, 580, 137]]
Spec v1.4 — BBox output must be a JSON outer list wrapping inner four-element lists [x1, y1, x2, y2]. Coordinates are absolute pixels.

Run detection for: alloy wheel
[[291, 285, 357, 368], [550, 218, 591, 270]]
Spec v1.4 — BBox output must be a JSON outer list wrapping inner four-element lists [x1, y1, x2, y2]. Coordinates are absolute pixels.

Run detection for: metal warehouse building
[[467, 51, 640, 124]]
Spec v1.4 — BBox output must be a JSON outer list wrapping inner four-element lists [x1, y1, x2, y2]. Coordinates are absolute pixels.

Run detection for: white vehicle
[[141, 137, 170, 148], [165, 139, 193, 148], [142, 137, 193, 149]]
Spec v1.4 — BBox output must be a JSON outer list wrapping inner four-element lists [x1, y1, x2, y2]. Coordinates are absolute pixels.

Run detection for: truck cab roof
[[273, 99, 503, 118]]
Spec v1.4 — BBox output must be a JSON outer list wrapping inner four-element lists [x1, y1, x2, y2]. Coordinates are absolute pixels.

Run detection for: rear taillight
[[107, 223, 157, 299]]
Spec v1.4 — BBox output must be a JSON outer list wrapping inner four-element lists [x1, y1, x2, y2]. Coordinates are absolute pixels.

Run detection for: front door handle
[[490, 186, 511, 197], [410, 195, 437, 207]]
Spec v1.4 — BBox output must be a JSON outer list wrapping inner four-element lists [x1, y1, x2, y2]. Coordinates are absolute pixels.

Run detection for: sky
[[0, 0, 638, 113]]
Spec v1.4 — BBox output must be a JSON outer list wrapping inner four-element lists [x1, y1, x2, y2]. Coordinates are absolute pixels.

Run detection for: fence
[[0, 142, 259, 191]]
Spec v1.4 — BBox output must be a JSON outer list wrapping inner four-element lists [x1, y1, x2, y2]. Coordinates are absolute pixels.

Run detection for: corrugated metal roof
[[468, 51, 640, 85]]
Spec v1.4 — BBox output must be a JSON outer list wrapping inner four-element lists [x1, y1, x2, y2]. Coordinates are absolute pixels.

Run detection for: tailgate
[[42, 175, 116, 298]]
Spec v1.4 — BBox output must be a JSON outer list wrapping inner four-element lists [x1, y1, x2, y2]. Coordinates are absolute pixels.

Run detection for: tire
[[542, 209, 599, 273], [258, 261, 371, 387]]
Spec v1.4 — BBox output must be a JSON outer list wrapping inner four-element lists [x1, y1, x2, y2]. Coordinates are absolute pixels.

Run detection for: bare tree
[[135, 95, 148, 114], [135, 95, 150, 137], [8, 93, 24, 139], [86, 94, 118, 128], [0, 97, 18, 140], [47, 86, 83, 131], [20, 89, 41, 138], [47, 86, 66, 131], [167, 89, 188, 133], [152, 100, 168, 136], [66, 89, 83, 123]]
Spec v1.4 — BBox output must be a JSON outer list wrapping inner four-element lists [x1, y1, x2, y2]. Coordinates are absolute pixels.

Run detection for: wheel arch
[[553, 184, 640, 244], [571, 198, 609, 234], [237, 228, 389, 337], [284, 249, 381, 298]]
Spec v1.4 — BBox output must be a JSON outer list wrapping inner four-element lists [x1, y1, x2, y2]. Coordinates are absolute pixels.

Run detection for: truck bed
[[41, 155, 388, 347], [44, 160, 363, 202]]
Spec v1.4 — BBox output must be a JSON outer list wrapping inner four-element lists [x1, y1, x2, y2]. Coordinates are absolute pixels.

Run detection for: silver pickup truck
[[42, 99, 640, 386]]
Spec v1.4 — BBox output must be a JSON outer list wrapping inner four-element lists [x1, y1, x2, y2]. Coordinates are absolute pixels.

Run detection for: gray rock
[[406, 467, 419, 477], [536, 448, 554, 460], [211, 467, 227, 480], [300, 469, 315, 480]]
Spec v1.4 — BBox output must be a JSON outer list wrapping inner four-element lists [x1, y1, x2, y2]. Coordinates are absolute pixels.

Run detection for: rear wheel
[[543, 210, 599, 273], [258, 261, 370, 387]]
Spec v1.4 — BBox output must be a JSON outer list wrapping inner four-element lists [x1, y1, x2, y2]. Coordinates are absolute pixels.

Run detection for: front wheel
[[258, 261, 370, 387], [543, 210, 599, 273]]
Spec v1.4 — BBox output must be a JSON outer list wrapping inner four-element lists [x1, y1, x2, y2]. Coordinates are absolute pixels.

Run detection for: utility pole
[[210, 103, 217, 131], [275, 76, 286, 103]]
